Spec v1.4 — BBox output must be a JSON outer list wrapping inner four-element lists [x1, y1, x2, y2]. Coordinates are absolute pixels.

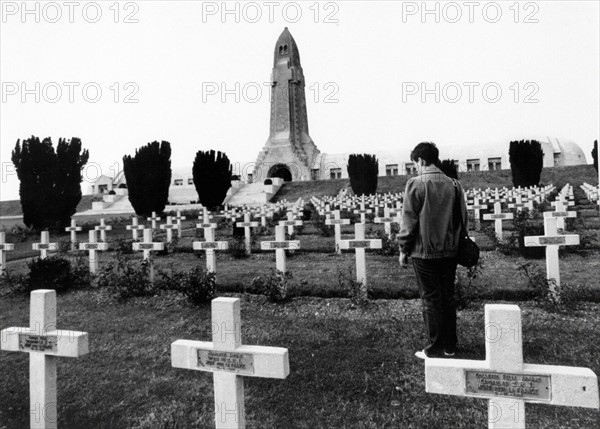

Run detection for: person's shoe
[[443, 347, 456, 357]]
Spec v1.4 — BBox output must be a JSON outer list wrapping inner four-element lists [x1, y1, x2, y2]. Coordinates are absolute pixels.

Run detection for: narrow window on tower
[[284, 44, 288, 54]]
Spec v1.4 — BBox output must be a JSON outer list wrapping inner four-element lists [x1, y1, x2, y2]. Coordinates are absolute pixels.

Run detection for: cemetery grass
[[1, 291, 599, 428]]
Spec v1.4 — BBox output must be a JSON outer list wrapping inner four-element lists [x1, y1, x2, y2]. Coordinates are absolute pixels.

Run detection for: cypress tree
[[439, 159, 459, 179], [347, 154, 379, 196], [11, 136, 89, 231], [123, 141, 172, 216], [592, 140, 598, 172], [192, 150, 232, 210], [509, 140, 544, 187]]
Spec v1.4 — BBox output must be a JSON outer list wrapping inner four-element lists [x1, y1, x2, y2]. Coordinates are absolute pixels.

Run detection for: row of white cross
[[1, 292, 598, 428]]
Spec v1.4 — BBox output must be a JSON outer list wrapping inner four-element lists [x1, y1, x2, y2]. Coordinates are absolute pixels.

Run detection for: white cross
[[325, 209, 350, 254], [174, 210, 187, 236], [94, 218, 112, 242], [236, 213, 259, 255], [64, 218, 82, 251], [32, 231, 58, 259], [260, 225, 300, 273], [524, 217, 579, 298], [147, 211, 161, 231], [353, 199, 372, 224], [279, 211, 303, 237], [375, 206, 401, 238], [508, 194, 527, 212], [0, 232, 15, 275], [193, 227, 228, 273], [424, 304, 599, 429], [160, 215, 178, 243], [548, 200, 576, 229], [339, 223, 382, 291], [126, 216, 145, 241], [1, 290, 89, 429], [79, 230, 109, 273], [132, 229, 165, 283], [171, 297, 289, 429], [483, 202, 514, 241], [468, 197, 488, 230]]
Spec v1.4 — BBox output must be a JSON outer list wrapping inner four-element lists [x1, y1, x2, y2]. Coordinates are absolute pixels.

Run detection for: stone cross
[[508, 194, 527, 212], [94, 218, 112, 242], [147, 211, 161, 231], [236, 213, 259, 255], [325, 209, 350, 254], [339, 223, 382, 291], [483, 202, 514, 241], [260, 225, 300, 273], [524, 217, 579, 298], [257, 206, 272, 227], [547, 201, 576, 230], [279, 211, 303, 237], [424, 304, 599, 429], [375, 206, 400, 238], [64, 218, 82, 251], [126, 216, 145, 241], [79, 230, 109, 274], [174, 210, 187, 237], [1, 290, 89, 429], [0, 232, 15, 275], [193, 227, 228, 273], [171, 297, 289, 429], [160, 216, 178, 243], [32, 231, 58, 259], [132, 228, 165, 283], [467, 197, 488, 231], [353, 199, 372, 223]]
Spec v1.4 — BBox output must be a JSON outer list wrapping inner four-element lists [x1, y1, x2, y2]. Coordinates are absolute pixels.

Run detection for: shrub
[[509, 140, 543, 187], [0, 269, 28, 295], [373, 229, 399, 256], [192, 150, 232, 210], [337, 266, 370, 307], [249, 269, 292, 303], [228, 236, 249, 258], [310, 206, 334, 237], [347, 154, 378, 196], [96, 253, 156, 301], [160, 266, 216, 305], [27, 256, 85, 293], [439, 159, 459, 179]]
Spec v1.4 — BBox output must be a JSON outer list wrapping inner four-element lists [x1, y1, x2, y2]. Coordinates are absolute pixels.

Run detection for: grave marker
[[260, 225, 300, 273], [193, 227, 228, 273], [171, 297, 289, 429], [236, 213, 259, 255], [174, 210, 187, 236], [32, 231, 58, 259], [0, 232, 15, 275], [325, 210, 350, 254], [339, 223, 382, 292], [132, 228, 165, 283], [126, 216, 145, 240], [147, 211, 161, 230], [94, 218, 112, 242], [279, 211, 303, 236], [79, 230, 109, 273], [424, 304, 599, 429], [483, 202, 514, 241], [1, 290, 89, 429], [160, 216, 178, 243], [64, 218, 82, 251]]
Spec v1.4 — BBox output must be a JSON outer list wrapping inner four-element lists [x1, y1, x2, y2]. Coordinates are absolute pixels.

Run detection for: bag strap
[[452, 179, 468, 238]]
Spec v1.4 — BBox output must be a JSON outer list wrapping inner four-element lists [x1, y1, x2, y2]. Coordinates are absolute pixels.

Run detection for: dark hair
[[410, 142, 440, 165]]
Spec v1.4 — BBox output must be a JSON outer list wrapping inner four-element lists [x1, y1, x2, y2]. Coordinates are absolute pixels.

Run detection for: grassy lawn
[[0, 291, 598, 428]]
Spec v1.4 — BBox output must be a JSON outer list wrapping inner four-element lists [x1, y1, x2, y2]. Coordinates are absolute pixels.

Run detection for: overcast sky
[[1, 1, 598, 201]]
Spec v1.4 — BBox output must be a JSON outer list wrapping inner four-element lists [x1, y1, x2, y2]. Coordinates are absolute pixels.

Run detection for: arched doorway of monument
[[267, 164, 293, 182]]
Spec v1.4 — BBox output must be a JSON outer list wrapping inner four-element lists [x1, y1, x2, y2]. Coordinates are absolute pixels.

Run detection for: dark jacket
[[398, 165, 468, 259]]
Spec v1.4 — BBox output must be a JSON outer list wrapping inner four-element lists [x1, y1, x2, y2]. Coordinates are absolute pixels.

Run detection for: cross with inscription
[[160, 215, 178, 243], [548, 199, 576, 230], [64, 218, 82, 251], [423, 304, 599, 429], [483, 202, 514, 242], [543, 208, 577, 230], [524, 217, 579, 299], [260, 225, 300, 273], [94, 218, 112, 242], [508, 194, 527, 212], [132, 228, 165, 283], [174, 210, 187, 237], [375, 206, 401, 238], [147, 211, 161, 231], [171, 297, 289, 429], [0, 231, 15, 275], [353, 198, 372, 223], [467, 197, 488, 231], [197, 208, 218, 238], [79, 230, 109, 273], [32, 231, 58, 260], [126, 216, 145, 241], [325, 209, 351, 254], [1, 290, 89, 429], [236, 213, 259, 255], [279, 211, 303, 237], [339, 223, 382, 291], [193, 227, 228, 273]]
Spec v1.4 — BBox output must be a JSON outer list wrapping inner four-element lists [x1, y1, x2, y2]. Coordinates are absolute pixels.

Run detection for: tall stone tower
[[253, 28, 320, 182]]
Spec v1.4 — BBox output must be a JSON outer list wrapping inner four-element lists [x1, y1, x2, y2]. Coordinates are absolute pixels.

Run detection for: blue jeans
[[412, 257, 458, 356]]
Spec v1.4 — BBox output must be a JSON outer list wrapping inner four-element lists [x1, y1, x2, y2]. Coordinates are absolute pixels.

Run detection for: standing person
[[398, 142, 468, 359]]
